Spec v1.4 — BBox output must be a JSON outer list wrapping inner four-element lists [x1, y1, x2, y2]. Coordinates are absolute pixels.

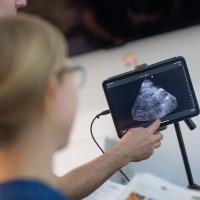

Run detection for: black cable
[[90, 110, 130, 182]]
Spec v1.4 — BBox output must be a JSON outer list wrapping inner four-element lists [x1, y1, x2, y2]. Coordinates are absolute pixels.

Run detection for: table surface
[[54, 25, 200, 187]]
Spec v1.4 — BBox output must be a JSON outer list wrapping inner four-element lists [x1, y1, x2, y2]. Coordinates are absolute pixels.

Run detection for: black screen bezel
[[103, 56, 200, 138]]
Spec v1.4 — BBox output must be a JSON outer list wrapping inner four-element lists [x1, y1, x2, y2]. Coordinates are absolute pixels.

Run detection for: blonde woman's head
[[0, 14, 77, 148]]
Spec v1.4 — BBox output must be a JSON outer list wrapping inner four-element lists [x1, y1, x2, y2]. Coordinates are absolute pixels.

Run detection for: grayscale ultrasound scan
[[131, 79, 178, 121]]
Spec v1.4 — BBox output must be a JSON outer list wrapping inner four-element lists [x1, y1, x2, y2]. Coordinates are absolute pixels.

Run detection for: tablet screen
[[103, 57, 199, 137]]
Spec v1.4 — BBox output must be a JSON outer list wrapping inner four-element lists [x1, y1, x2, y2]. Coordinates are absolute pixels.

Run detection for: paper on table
[[83, 180, 126, 200], [117, 173, 200, 200]]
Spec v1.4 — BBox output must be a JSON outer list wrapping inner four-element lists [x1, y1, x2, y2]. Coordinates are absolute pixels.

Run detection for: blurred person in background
[[19, 0, 200, 56], [82, 0, 131, 46], [81, 0, 178, 46]]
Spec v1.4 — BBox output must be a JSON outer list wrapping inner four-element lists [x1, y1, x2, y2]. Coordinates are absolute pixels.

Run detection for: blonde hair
[[0, 14, 67, 145]]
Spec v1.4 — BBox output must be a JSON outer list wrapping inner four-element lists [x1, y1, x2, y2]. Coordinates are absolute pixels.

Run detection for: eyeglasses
[[56, 65, 87, 90]]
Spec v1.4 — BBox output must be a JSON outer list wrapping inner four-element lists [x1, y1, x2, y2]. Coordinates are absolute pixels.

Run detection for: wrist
[[107, 144, 131, 167]]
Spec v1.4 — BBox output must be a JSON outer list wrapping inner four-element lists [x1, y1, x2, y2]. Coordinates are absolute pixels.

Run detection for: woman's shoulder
[[0, 179, 70, 200]]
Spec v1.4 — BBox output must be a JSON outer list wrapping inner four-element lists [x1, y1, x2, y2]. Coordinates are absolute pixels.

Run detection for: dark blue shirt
[[0, 180, 70, 200]]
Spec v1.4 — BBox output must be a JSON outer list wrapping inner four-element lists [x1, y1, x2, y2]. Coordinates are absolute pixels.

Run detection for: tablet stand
[[174, 119, 200, 190], [135, 63, 200, 190]]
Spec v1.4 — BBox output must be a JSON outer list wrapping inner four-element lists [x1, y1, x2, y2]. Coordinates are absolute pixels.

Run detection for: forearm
[[83, 10, 113, 41], [59, 146, 129, 200], [59, 120, 163, 199]]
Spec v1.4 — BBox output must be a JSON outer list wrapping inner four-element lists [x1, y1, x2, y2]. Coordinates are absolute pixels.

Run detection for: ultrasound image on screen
[[131, 79, 178, 121], [106, 62, 196, 134]]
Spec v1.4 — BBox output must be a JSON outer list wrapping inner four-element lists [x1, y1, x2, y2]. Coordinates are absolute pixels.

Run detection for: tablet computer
[[103, 56, 199, 138]]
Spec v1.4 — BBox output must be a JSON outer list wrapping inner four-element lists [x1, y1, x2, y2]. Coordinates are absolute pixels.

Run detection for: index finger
[[146, 119, 161, 134]]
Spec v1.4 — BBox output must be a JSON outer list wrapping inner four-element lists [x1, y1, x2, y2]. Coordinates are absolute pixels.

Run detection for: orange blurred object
[[123, 54, 139, 68]]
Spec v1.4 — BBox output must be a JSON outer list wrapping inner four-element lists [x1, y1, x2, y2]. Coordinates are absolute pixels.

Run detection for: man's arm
[[82, 9, 124, 45], [59, 120, 163, 200], [82, 9, 113, 41]]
